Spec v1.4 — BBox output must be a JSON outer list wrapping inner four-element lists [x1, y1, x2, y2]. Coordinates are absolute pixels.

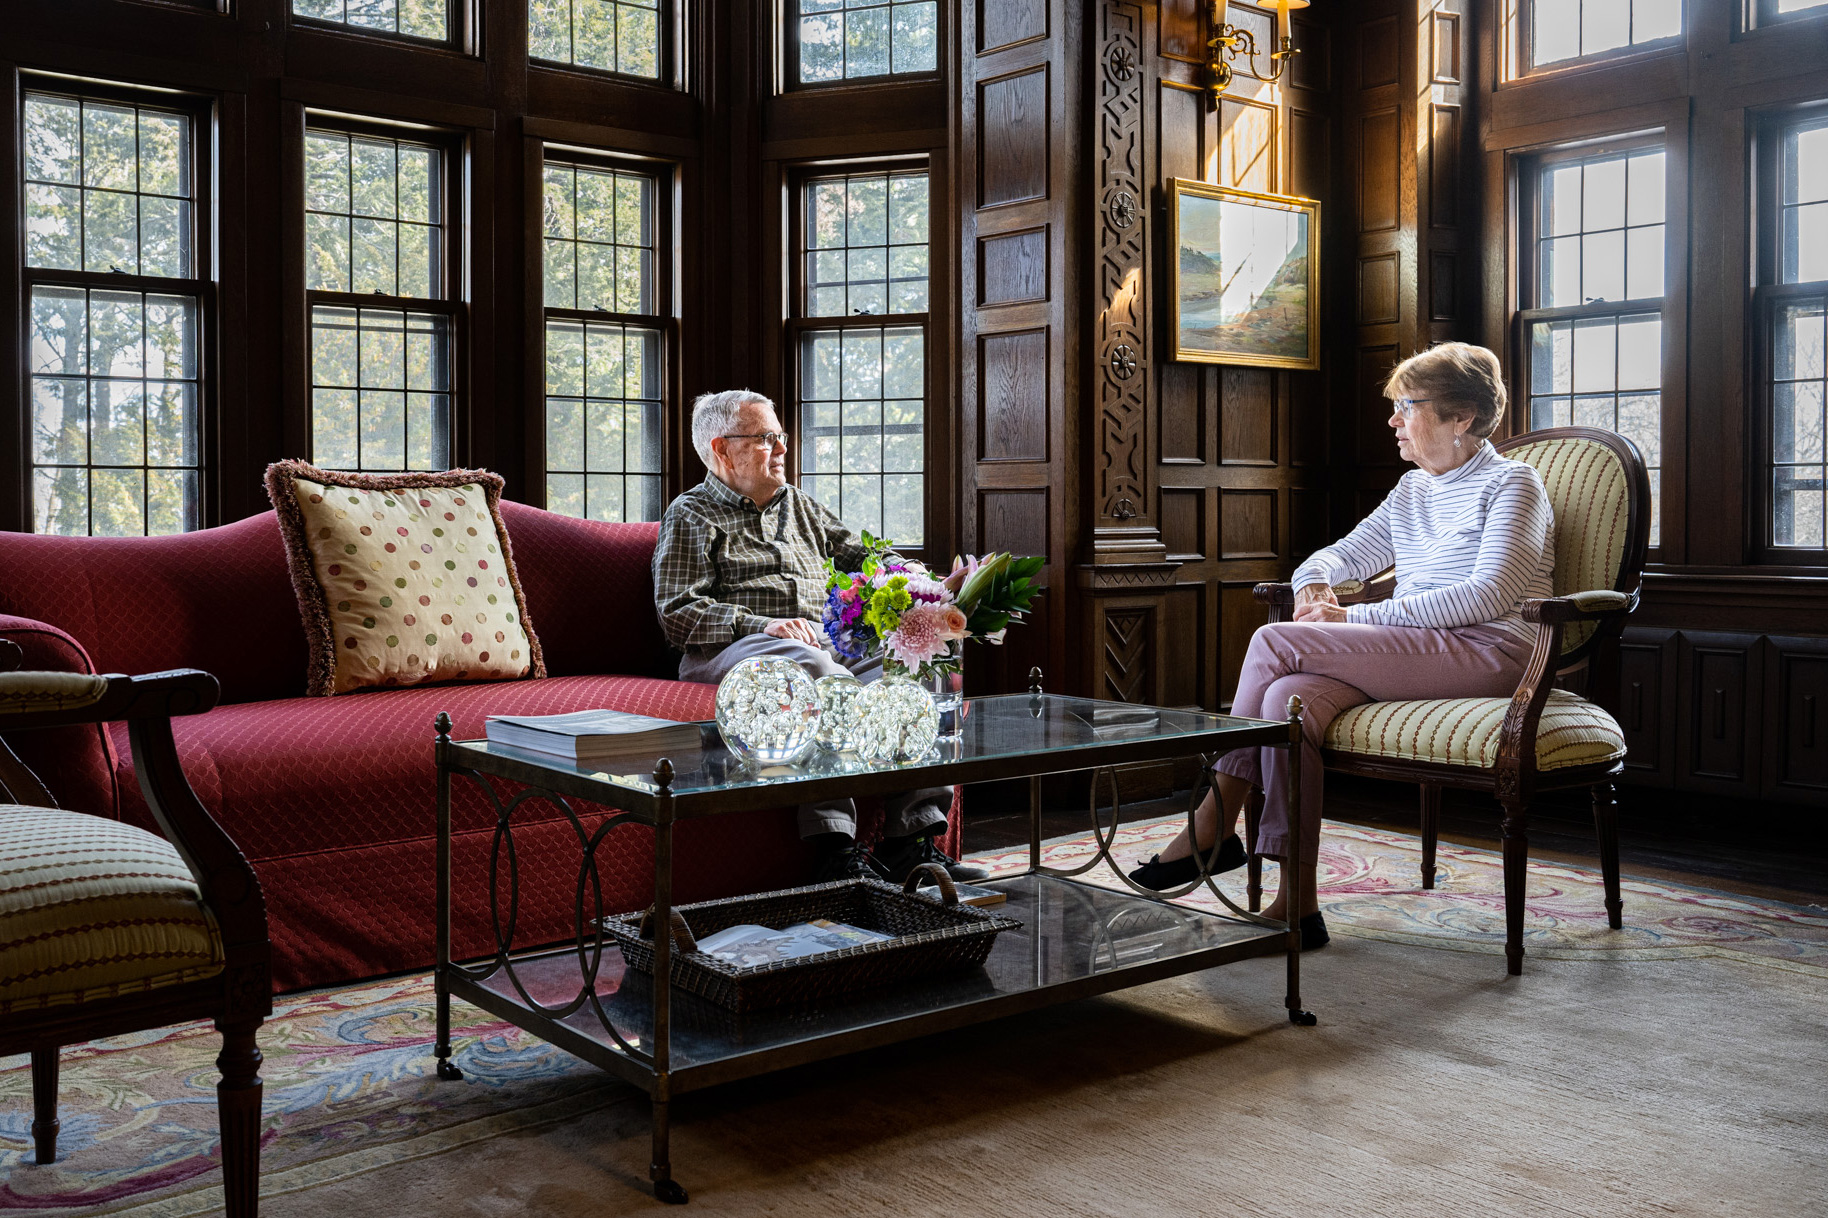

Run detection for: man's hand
[[764, 617, 824, 646]]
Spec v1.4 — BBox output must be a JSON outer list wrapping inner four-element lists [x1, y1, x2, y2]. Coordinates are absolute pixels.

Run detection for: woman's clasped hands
[[1292, 583, 1347, 624]]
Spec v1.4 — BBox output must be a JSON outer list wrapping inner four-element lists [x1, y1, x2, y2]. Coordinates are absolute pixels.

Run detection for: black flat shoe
[[1299, 912, 1329, 950], [1128, 834, 1247, 891]]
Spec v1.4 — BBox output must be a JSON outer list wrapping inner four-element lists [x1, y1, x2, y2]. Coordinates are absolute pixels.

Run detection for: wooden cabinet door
[[1764, 636, 1828, 806]]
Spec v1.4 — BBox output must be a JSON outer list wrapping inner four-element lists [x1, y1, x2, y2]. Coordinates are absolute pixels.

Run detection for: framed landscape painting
[[1169, 180, 1320, 370]]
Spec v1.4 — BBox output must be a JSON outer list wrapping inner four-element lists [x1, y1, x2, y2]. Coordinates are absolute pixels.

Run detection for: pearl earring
[[1454, 434, 1463, 448]]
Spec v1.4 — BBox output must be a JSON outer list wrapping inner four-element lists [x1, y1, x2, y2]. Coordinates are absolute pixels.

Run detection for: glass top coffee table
[[431, 676, 1317, 1205]]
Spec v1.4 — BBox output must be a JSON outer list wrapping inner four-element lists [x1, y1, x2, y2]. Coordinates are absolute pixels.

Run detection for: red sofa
[[0, 503, 960, 992]]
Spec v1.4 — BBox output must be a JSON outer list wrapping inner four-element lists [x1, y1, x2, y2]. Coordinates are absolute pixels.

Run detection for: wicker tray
[[600, 865, 1022, 1013]]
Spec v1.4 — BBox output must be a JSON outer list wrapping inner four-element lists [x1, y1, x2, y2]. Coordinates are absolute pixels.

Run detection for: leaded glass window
[[1524, 147, 1666, 546], [24, 90, 203, 536], [796, 169, 929, 549], [305, 123, 453, 471], [541, 158, 666, 521], [292, 0, 450, 43], [1768, 117, 1828, 552], [1529, 0, 1682, 70], [530, 0, 663, 80], [792, 0, 938, 85]]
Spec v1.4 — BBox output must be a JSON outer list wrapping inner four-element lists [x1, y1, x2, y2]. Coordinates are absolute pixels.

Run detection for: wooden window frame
[[286, 107, 470, 472], [1514, 131, 1676, 555], [785, 157, 934, 559], [12, 74, 219, 535], [1505, 0, 1686, 82], [527, 0, 680, 92], [526, 141, 679, 517], [288, 0, 481, 58], [777, 0, 945, 95], [1745, 0, 1828, 32], [1750, 102, 1828, 566]]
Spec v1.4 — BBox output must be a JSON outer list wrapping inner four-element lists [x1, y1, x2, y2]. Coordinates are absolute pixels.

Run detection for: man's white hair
[[691, 389, 774, 468]]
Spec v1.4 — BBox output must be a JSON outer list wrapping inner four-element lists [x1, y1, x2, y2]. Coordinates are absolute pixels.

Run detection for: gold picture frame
[[1168, 179, 1321, 370]]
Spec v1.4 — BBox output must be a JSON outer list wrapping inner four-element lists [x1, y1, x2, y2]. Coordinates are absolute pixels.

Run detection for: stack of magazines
[[694, 920, 891, 969]]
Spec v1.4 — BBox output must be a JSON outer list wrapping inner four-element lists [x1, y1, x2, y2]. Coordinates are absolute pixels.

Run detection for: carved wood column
[[1079, 0, 1179, 703]]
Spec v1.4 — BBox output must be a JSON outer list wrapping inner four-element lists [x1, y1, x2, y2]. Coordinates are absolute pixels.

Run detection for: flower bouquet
[[821, 533, 1045, 682]]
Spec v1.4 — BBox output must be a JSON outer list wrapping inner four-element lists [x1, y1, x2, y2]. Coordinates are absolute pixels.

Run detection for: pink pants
[[1216, 621, 1536, 861]]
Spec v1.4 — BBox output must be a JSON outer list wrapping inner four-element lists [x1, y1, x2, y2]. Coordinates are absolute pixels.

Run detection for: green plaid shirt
[[653, 474, 872, 655]]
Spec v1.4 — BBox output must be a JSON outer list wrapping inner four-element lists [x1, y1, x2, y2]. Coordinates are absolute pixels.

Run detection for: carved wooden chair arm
[[1254, 572, 1396, 623], [1497, 588, 1641, 789], [1521, 588, 1638, 625]]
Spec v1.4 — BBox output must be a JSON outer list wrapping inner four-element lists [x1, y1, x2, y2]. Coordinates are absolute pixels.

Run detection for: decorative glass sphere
[[814, 673, 865, 751], [853, 673, 940, 763], [714, 657, 821, 765]]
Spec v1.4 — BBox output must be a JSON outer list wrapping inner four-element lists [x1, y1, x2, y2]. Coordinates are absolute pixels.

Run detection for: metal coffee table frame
[[432, 676, 1316, 1205]]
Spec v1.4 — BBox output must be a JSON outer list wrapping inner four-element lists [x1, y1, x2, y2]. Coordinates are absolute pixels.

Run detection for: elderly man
[[653, 389, 985, 885]]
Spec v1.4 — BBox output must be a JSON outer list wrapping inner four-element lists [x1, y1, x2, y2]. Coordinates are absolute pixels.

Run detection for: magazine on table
[[695, 919, 892, 969], [484, 708, 705, 763]]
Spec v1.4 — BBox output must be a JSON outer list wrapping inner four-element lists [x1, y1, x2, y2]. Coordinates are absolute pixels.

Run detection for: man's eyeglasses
[[721, 431, 790, 450], [1389, 398, 1433, 419]]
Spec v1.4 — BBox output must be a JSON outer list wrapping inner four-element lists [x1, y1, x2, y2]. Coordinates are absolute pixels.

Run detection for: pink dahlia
[[885, 603, 952, 669]]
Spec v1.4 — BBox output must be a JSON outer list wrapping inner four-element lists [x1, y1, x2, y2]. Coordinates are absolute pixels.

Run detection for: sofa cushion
[[110, 674, 719, 859], [266, 462, 545, 695], [0, 615, 119, 817], [0, 808, 224, 1015]]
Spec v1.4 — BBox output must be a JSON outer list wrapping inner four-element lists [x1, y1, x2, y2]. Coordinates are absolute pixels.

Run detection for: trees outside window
[[304, 123, 455, 472], [794, 169, 929, 548], [1764, 114, 1828, 554], [789, 0, 937, 86], [540, 158, 667, 521], [24, 89, 205, 536], [530, 0, 663, 80]]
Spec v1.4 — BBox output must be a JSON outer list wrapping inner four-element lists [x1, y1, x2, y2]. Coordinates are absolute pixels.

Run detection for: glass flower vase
[[921, 641, 965, 741]]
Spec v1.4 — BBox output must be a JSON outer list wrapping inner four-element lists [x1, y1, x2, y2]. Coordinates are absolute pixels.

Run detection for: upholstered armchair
[[0, 645, 269, 1215], [1252, 426, 1652, 975]]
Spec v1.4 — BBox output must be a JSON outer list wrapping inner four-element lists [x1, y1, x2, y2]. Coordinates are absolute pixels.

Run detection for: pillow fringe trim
[[262, 461, 547, 697]]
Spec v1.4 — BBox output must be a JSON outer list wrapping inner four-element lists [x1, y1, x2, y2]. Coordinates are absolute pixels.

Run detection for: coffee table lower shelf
[[436, 873, 1298, 1195]]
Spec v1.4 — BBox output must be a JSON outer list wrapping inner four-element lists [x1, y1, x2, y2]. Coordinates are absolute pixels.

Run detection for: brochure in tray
[[694, 919, 893, 969], [484, 708, 705, 763]]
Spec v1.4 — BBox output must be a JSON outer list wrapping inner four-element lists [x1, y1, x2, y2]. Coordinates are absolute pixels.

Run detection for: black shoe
[[812, 842, 886, 883], [1128, 834, 1247, 891], [875, 832, 990, 884], [1299, 912, 1329, 950]]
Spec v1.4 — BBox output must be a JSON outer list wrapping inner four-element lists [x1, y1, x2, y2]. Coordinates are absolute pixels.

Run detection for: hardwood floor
[[961, 774, 1828, 908]]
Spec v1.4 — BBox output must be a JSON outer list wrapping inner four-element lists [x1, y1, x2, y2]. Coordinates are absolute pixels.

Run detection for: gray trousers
[[680, 632, 952, 840]]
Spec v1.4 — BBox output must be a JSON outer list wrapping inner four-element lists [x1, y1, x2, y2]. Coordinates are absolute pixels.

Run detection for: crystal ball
[[714, 657, 822, 765], [853, 673, 940, 763], [814, 673, 865, 751]]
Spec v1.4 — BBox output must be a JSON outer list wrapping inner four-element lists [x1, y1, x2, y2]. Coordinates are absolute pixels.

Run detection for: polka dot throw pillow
[[265, 461, 546, 696]]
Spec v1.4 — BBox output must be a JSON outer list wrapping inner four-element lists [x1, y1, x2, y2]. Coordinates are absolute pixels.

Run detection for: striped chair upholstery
[[1501, 434, 1634, 655], [0, 808, 224, 1016], [1325, 689, 1626, 771]]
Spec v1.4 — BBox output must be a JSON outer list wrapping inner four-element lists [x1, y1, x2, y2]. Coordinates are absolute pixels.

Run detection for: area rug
[[977, 814, 1828, 976], [3, 818, 1825, 1216]]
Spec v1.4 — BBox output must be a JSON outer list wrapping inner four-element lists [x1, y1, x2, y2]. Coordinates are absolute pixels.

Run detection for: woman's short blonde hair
[[1383, 342, 1506, 438]]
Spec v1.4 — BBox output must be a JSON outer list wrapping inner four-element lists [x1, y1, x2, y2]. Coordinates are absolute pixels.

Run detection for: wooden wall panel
[[1160, 487, 1205, 560], [1219, 490, 1276, 559], [979, 330, 1051, 462], [1358, 109, 1400, 232], [1159, 363, 1205, 462], [979, 229, 1049, 305], [1764, 636, 1828, 803], [1677, 631, 1762, 790], [1219, 368, 1275, 464], [1360, 253, 1399, 325], [1359, 15, 1399, 89], [978, 68, 1050, 207], [979, 0, 1049, 54], [1617, 627, 1678, 786], [980, 488, 1050, 555]]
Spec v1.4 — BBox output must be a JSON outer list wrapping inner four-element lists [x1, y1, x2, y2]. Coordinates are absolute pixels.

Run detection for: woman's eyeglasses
[[721, 431, 790, 450], [1389, 398, 1433, 419]]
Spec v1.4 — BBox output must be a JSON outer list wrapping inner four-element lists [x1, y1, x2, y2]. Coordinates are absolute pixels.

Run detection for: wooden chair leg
[[30, 1047, 59, 1165], [1419, 783, 1441, 890], [215, 1020, 265, 1218], [1244, 788, 1264, 913], [1499, 800, 1529, 975], [1592, 782, 1624, 929]]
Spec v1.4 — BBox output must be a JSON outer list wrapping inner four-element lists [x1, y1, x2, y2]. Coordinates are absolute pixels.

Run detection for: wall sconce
[[1208, 0, 1308, 101]]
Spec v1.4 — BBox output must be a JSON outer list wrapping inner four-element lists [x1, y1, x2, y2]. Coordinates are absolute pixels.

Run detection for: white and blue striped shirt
[[1289, 440, 1556, 643]]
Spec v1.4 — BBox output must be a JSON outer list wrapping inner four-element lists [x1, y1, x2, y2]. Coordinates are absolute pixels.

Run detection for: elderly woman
[[1130, 342, 1556, 948]]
